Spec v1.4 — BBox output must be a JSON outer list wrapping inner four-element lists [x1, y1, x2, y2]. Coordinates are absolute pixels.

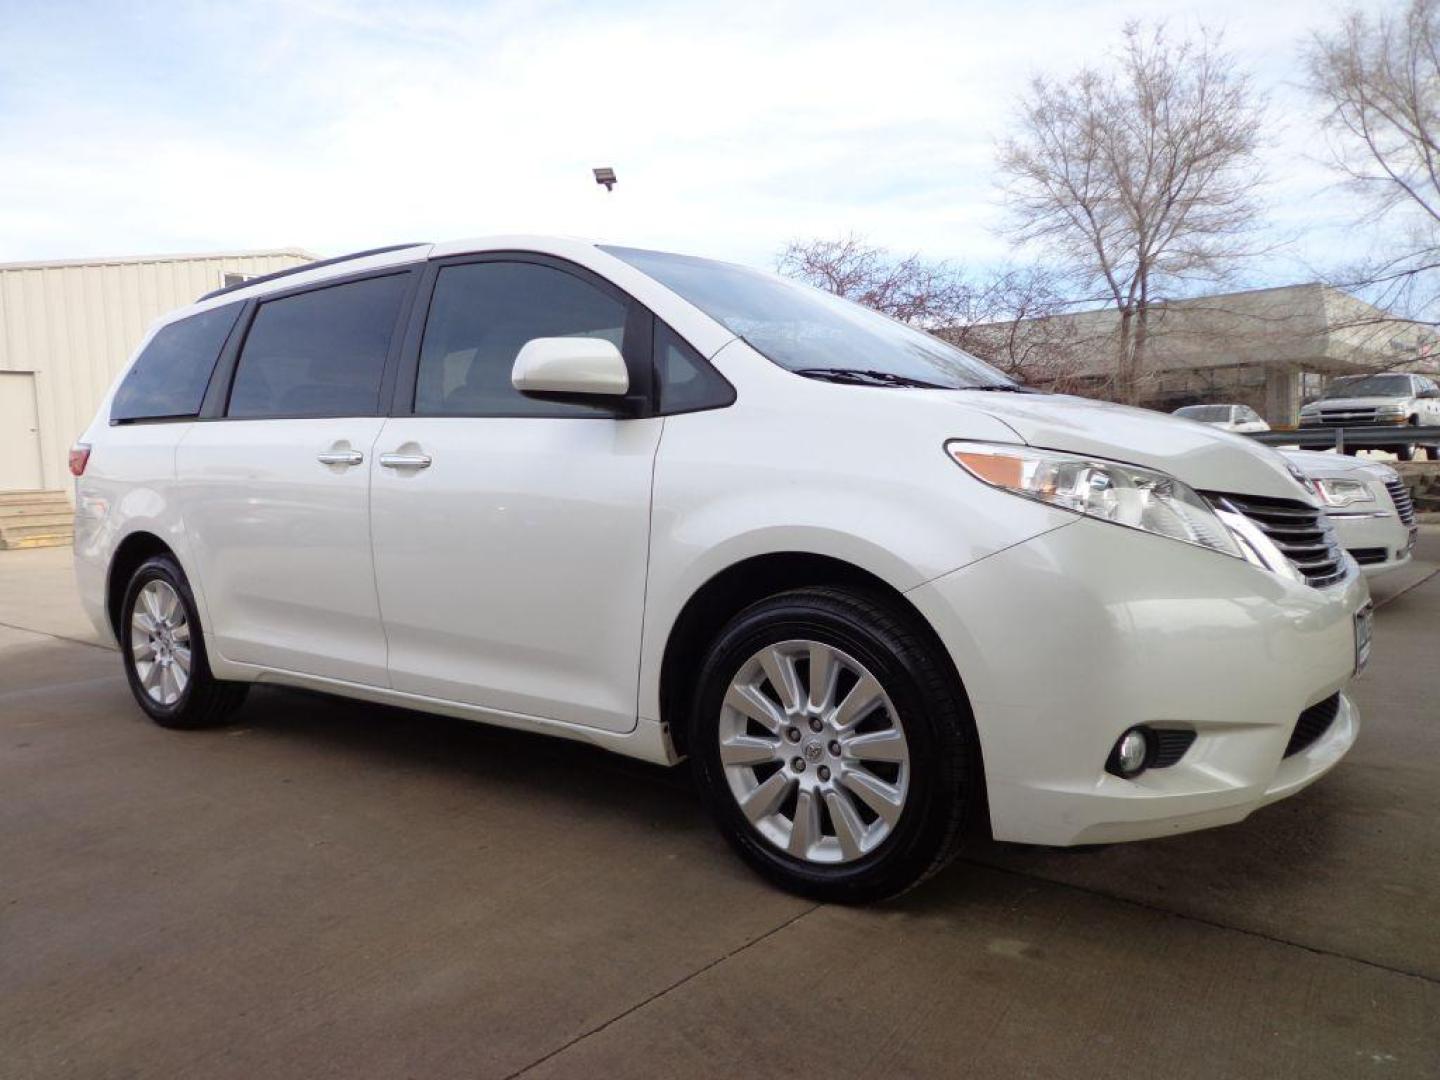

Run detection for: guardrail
[[1246, 426, 1440, 457]]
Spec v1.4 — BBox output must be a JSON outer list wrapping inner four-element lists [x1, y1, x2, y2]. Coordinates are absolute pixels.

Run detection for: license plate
[[1355, 603, 1374, 675]]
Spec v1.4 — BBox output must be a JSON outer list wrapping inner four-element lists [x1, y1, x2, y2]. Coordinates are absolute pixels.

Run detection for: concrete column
[[1265, 365, 1300, 426]]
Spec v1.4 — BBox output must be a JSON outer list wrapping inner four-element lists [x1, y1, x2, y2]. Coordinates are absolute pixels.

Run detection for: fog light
[[1108, 727, 1152, 779]]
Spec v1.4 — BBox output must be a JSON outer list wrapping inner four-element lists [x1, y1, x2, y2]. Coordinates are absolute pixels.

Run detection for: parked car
[[1298, 373, 1440, 460], [1172, 403, 1270, 433], [72, 237, 1371, 901], [1281, 450, 1419, 577]]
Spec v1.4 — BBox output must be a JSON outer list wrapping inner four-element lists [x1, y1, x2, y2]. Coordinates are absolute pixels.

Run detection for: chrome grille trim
[[1301, 407, 1379, 426], [1205, 492, 1348, 589], [1384, 478, 1416, 526]]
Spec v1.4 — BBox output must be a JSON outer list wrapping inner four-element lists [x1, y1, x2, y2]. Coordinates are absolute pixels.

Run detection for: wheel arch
[[106, 531, 178, 639], [657, 551, 976, 764]]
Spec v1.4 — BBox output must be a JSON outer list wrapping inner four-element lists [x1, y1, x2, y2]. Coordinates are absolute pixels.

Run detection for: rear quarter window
[[110, 304, 242, 423]]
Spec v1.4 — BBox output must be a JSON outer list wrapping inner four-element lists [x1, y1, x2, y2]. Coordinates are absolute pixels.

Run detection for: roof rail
[[198, 243, 429, 302]]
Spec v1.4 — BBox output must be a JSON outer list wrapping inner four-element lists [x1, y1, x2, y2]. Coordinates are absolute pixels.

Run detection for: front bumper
[[907, 517, 1367, 847], [1328, 508, 1416, 578]]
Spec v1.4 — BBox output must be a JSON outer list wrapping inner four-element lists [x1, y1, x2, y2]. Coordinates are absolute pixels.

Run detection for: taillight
[[69, 443, 91, 477]]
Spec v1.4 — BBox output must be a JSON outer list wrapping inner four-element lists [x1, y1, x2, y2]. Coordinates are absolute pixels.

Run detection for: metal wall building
[[0, 249, 314, 494]]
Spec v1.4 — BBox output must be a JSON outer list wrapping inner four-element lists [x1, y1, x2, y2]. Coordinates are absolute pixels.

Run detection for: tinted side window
[[111, 304, 241, 422], [227, 274, 409, 419], [654, 321, 734, 413], [415, 262, 628, 417]]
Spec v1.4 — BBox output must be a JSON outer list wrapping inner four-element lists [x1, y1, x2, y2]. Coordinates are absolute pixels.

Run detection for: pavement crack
[[969, 858, 1439, 986], [0, 618, 112, 652], [503, 902, 822, 1079], [1373, 563, 1440, 609]]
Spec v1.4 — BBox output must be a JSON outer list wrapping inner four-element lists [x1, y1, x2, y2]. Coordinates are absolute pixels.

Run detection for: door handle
[[379, 452, 432, 470], [317, 450, 364, 466]]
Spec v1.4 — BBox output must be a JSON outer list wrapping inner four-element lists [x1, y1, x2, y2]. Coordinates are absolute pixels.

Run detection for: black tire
[[119, 554, 248, 729], [1395, 418, 1420, 462], [689, 587, 980, 903]]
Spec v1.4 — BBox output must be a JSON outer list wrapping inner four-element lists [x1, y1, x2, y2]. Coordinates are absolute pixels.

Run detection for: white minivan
[[74, 237, 1370, 901]]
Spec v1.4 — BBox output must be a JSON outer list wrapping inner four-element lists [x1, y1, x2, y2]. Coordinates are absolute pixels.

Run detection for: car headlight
[[1375, 404, 1407, 418], [1311, 477, 1376, 507], [946, 441, 1243, 559]]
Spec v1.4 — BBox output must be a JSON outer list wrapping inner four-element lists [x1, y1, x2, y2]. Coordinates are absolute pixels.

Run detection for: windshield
[[602, 245, 1015, 390], [1321, 375, 1412, 399], [1174, 405, 1232, 421]]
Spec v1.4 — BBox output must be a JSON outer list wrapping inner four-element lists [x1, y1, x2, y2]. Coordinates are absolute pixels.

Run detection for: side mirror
[[512, 337, 629, 397]]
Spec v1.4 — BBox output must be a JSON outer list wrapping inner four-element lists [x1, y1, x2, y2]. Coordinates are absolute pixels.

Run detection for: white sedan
[[1282, 450, 1419, 576], [1172, 403, 1271, 433]]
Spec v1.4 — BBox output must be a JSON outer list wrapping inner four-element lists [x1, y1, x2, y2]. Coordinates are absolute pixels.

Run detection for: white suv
[[73, 237, 1371, 901], [1298, 372, 1440, 460]]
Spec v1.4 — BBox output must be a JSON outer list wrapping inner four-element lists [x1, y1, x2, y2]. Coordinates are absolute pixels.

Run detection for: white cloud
[[0, 0, 1389, 286]]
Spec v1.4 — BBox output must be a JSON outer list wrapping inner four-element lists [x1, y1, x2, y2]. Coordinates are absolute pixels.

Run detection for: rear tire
[[689, 587, 979, 903], [120, 555, 248, 729]]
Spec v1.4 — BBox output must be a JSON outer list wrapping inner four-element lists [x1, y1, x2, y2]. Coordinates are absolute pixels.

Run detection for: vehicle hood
[[1301, 396, 1407, 411], [946, 391, 1315, 502]]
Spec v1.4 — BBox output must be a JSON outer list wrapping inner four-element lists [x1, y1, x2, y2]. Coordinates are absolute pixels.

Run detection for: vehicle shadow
[[227, 682, 709, 832]]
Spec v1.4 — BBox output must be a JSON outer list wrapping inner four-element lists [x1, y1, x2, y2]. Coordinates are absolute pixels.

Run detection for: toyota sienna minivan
[[73, 237, 1371, 901]]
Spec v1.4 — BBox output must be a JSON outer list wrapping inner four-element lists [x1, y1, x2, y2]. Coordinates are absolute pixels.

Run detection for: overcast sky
[[0, 0, 1374, 288]]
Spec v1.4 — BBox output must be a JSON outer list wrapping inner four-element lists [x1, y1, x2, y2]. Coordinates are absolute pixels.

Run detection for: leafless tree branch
[[997, 21, 1267, 403]]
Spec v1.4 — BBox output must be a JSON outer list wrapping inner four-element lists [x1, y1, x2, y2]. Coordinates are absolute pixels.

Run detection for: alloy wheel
[[130, 580, 191, 706], [717, 639, 911, 864]]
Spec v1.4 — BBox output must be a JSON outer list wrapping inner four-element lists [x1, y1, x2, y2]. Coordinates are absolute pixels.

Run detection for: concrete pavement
[[2, 538, 1438, 1078]]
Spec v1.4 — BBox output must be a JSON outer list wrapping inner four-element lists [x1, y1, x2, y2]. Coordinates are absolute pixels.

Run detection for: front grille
[[1302, 407, 1379, 426], [1349, 547, 1388, 565], [1385, 477, 1416, 526], [1285, 694, 1341, 757], [1208, 492, 1348, 588]]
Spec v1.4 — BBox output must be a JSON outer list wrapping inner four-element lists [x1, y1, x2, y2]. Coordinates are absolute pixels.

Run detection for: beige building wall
[[971, 283, 1440, 425], [0, 249, 314, 493]]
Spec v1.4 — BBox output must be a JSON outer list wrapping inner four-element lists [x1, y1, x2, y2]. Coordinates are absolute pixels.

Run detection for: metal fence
[[1246, 426, 1440, 458]]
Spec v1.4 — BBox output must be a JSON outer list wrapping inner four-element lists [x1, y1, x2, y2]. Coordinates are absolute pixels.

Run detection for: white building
[[1, 249, 315, 497]]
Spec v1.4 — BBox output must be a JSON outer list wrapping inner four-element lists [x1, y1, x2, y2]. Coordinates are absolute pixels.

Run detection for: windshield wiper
[[961, 384, 1039, 393], [793, 367, 949, 389]]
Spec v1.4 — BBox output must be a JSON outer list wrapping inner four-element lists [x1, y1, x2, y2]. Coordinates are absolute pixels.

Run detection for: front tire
[[689, 587, 979, 903], [120, 555, 247, 729], [1395, 418, 1420, 462]]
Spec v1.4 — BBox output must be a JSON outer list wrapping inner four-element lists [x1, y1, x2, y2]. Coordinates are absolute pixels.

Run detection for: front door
[[175, 272, 414, 685], [370, 258, 660, 733], [0, 372, 44, 490]]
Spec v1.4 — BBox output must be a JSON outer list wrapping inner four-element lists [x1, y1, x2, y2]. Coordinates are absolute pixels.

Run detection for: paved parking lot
[[3, 538, 1438, 1079]]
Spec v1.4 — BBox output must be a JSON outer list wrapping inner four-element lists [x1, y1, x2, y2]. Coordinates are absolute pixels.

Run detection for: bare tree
[[1306, 0, 1440, 326], [777, 235, 1087, 385], [941, 266, 1088, 388], [775, 233, 972, 324], [997, 23, 1266, 403]]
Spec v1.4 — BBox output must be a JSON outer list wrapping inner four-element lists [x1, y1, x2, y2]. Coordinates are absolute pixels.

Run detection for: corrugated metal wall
[[0, 250, 313, 492]]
